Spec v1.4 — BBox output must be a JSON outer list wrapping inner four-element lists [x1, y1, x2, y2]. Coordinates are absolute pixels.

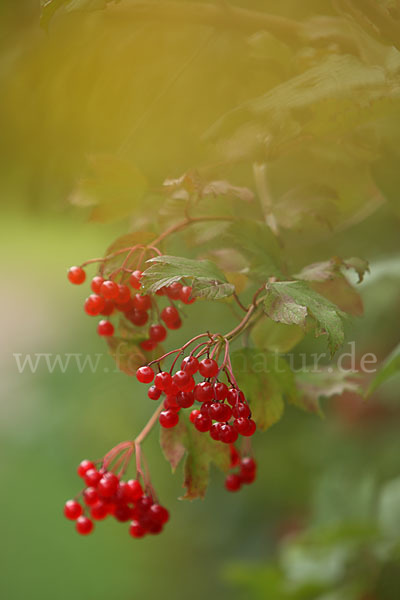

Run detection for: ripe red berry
[[189, 409, 201, 424], [76, 515, 94, 535], [200, 401, 212, 416], [166, 318, 182, 330], [84, 294, 105, 316], [226, 387, 245, 406], [240, 470, 256, 484], [129, 520, 146, 538], [180, 376, 195, 392], [159, 409, 179, 428], [194, 381, 214, 402], [136, 366, 155, 384], [100, 280, 119, 299], [225, 474, 242, 492], [154, 371, 173, 391], [210, 422, 222, 441], [97, 320, 114, 337], [116, 284, 131, 304], [163, 380, 180, 396], [209, 402, 232, 422], [68, 266, 86, 285], [219, 424, 238, 444], [140, 339, 157, 351], [232, 403, 251, 419], [194, 413, 212, 432], [180, 286, 195, 304], [133, 294, 152, 311], [90, 501, 108, 520], [161, 306, 180, 325], [64, 500, 83, 520], [148, 385, 162, 400], [114, 504, 132, 522], [149, 324, 167, 342], [240, 419, 256, 437], [241, 457, 257, 473], [77, 459, 95, 478], [198, 358, 219, 378], [176, 391, 195, 408], [123, 479, 143, 502], [163, 395, 180, 410], [172, 370, 190, 390], [91, 276, 104, 294], [181, 355, 199, 374], [149, 504, 169, 524], [97, 472, 119, 498], [100, 299, 115, 316], [166, 282, 183, 300], [83, 487, 99, 507], [214, 382, 228, 401], [84, 468, 102, 488], [229, 445, 241, 468], [129, 270, 143, 290], [127, 308, 149, 327]]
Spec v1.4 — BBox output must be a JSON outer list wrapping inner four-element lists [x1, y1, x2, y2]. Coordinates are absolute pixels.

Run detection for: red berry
[[164, 380, 180, 396], [200, 401, 212, 416], [133, 294, 152, 311], [176, 391, 195, 408], [240, 419, 256, 437], [210, 422, 222, 441], [181, 355, 199, 375], [194, 381, 214, 402], [149, 324, 167, 342], [90, 501, 108, 520], [167, 318, 182, 330], [91, 276, 104, 294], [84, 468, 102, 488], [117, 284, 131, 304], [194, 413, 212, 432], [64, 500, 83, 520], [241, 457, 257, 473], [229, 445, 241, 468], [240, 470, 256, 484], [97, 472, 119, 498], [100, 299, 115, 316], [129, 270, 143, 290], [140, 339, 157, 351], [68, 266, 86, 285], [97, 320, 114, 337], [83, 487, 99, 507], [76, 515, 94, 535], [155, 286, 167, 296], [129, 520, 146, 538], [149, 504, 170, 524], [77, 459, 95, 478], [226, 387, 245, 406], [163, 395, 180, 410], [148, 385, 162, 400], [114, 504, 132, 522], [161, 306, 180, 325], [219, 424, 238, 444], [232, 403, 251, 419], [154, 371, 173, 391], [225, 474, 242, 492], [180, 286, 195, 304], [199, 358, 219, 378], [166, 282, 183, 300], [189, 409, 200, 424], [173, 370, 190, 390], [127, 308, 149, 327], [136, 366, 154, 384], [214, 382, 228, 401], [159, 409, 179, 428], [209, 402, 232, 422], [123, 479, 143, 502], [84, 294, 105, 316], [100, 280, 119, 300], [180, 376, 195, 392]]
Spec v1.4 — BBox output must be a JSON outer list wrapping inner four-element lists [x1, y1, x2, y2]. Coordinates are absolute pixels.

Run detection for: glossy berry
[[194, 413, 212, 432], [166, 318, 182, 330], [240, 419, 256, 437], [127, 308, 148, 327], [148, 385, 162, 400], [159, 409, 179, 428], [176, 391, 195, 408], [226, 387, 244, 406], [219, 424, 238, 444], [76, 515, 94, 535], [77, 459, 95, 478], [209, 402, 232, 422], [180, 376, 195, 392], [241, 457, 257, 473], [136, 366, 155, 384], [123, 479, 143, 502], [100, 299, 115, 316], [149, 324, 167, 342], [84, 294, 105, 316], [232, 403, 251, 419], [129, 520, 146, 538], [149, 504, 169, 524], [64, 500, 83, 520], [194, 381, 214, 402], [166, 282, 182, 300], [172, 370, 190, 390], [200, 401, 212, 416], [198, 358, 219, 378], [68, 266, 86, 285], [164, 380, 179, 396], [229, 445, 241, 468], [240, 470, 256, 484], [84, 468, 102, 488], [97, 472, 119, 498], [181, 355, 199, 375], [97, 320, 114, 337], [225, 474, 242, 492], [129, 270, 143, 290], [210, 422, 222, 441], [90, 501, 108, 520], [83, 487, 99, 507], [91, 276, 104, 294], [161, 306, 180, 325], [133, 294, 152, 311], [140, 339, 157, 351], [214, 382, 228, 401], [117, 284, 131, 304], [189, 409, 201, 424], [180, 285, 195, 304], [154, 371, 173, 391], [100, 280, 119, 300]]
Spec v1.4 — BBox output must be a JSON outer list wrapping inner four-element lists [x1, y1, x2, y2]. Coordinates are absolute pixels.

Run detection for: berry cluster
[[225, 453, 257, 492], [136, 355, 256, 443], [68, 265, 195, 351], [64, 459, 169, 538]]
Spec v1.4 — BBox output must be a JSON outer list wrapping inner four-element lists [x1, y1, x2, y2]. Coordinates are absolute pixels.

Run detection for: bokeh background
[[1, 1, 400, 599]]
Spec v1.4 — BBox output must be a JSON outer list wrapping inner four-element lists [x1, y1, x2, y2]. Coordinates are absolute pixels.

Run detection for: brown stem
[[135, 404, 164, 445]]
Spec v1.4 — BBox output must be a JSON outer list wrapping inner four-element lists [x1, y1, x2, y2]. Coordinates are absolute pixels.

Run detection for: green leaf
[[160, 418, 188, 473], [367, 343, 400, 397], [251, 318, 304, 353], [231, 349, 297, 431], [294, 369, 361, 416], [311, 279, 364, 318], [69, 154, 148, 223], [264, 281, 347, 356], [294, 257, 369, 284], [141, 255, 234, 300], [182, 421, 230, 500]]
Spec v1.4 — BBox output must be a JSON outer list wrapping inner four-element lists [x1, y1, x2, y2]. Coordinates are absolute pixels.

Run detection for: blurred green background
[[1, 1, 400, 599]]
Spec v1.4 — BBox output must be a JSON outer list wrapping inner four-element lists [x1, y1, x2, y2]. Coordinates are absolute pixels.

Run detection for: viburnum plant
[[63, 172, 369, 539]]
